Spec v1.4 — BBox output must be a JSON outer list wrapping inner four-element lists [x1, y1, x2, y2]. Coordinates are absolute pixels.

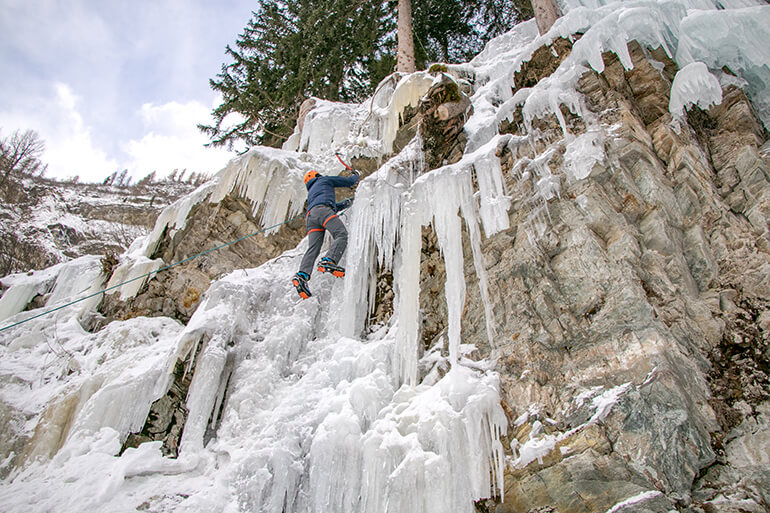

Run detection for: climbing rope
[[0, 214, 304, 334]]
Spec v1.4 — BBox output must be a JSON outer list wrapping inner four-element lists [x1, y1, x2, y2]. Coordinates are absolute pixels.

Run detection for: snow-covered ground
[[1, 0, 769, 511]]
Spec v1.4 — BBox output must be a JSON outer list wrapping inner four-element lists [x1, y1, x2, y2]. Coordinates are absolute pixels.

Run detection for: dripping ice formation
[[2, 0, 770, 511]]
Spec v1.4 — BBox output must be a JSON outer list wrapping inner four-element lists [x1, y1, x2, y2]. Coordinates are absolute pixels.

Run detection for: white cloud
[[0, 0, 256, 183], [0, 82, 119, 182], [1, 85, 238, 184], [123, 99, 238, 181]]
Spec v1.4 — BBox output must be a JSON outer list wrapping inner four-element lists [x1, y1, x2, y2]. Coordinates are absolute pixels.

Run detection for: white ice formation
[[2, 0, 769, 511], [669, 61, 723, 123]]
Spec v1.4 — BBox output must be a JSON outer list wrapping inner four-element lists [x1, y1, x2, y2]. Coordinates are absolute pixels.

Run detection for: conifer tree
[[103, 171, 117, 186], [201, 0, 394, 149], [397, 0, 415, 72], [115, 169, 128, 187], [201, 0, 532, 150]]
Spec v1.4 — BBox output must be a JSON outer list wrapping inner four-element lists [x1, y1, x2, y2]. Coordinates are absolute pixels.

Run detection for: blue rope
[[0, 214, 303, 334]]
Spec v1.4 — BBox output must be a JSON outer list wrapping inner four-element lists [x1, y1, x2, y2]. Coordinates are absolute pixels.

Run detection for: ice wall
[[0, 242, 505, 513], [677, 5, 770, 130], [175, 249, 506, 513], [3, 0, 769, 511]]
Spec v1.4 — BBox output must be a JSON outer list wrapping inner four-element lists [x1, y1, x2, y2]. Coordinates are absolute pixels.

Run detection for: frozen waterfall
[[2, 0, 769, 511]]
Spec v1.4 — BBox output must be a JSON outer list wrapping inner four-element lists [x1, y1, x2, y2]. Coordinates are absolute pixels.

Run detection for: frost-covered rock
[[0, 175, 195, 276]]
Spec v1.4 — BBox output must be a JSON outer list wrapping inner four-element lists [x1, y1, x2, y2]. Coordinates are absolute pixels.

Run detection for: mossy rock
[[429, 63, 448, 74]]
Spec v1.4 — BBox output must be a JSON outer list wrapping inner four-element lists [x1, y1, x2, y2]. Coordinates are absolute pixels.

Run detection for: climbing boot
[[317, 257, 345, 278], [292, 272, 312, 299]]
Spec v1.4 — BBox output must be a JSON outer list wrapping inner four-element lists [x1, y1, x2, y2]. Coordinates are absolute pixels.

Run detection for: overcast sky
[[0, 0, 256, 183]]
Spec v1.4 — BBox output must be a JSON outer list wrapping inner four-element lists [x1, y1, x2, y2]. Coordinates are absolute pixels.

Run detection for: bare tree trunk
[[396, 0, 416, 73], [531, 0, 561, 35]]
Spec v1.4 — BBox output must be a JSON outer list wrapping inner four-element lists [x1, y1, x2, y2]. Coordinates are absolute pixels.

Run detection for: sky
[[0, 0, 256, 183]]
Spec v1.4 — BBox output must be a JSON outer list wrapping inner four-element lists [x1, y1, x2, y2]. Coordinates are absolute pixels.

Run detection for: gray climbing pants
[[299, 205, 348, 277]]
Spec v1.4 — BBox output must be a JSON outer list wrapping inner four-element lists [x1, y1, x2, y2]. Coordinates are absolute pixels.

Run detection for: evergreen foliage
[[201, 0, 532, 149], [201, 0, 394, 149]]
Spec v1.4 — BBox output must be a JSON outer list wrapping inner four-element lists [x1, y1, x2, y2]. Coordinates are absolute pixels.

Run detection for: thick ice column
[[338, 184, 377, 337], [395, 196, 424, 387], [431, 181, 467, 367], [179, 334, 227, 453], [340, 137, 423, 338]]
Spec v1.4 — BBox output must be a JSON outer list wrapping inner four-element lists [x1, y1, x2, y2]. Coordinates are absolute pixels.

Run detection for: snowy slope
[[1, 0, 769, 512], [0, 176, 196, 277]]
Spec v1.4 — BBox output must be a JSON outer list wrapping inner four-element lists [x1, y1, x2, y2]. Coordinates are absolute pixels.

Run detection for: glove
[[336, 198, 353, 211], [351, 169, 360, 178]]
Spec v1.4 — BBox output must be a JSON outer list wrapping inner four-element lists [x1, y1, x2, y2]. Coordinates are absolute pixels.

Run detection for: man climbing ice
[[292, 167, 359, 299]]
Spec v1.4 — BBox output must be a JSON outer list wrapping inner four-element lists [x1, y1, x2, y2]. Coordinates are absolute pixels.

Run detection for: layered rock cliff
[[0, 176, 196, 277]]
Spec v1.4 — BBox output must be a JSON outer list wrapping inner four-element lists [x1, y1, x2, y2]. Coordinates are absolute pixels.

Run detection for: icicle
[[299, 100, 360, 154], [209, 148, 309, 233], [104, 256, 163, 300], [378, 73, 436, 154], [669, 61, 723, 122], [394, 154, 502, 385], [394, 196, 425, 387], [179, 334, 228, 454], [473, 152, 511, 237], [339, 137, 423, 338]]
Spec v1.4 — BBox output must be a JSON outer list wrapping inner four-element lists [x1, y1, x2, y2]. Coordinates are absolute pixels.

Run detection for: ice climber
[[292, 168, 359, 299]]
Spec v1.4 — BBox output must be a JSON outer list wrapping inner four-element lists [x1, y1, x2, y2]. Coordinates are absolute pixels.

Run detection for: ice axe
[[335, 152, 359, 175]]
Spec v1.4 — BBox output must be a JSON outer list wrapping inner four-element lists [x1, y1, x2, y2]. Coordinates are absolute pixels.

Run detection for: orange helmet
[[304, 170, 320, 184]]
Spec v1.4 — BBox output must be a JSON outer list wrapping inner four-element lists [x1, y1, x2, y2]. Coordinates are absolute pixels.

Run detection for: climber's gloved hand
[[336, 198, 353, 211]]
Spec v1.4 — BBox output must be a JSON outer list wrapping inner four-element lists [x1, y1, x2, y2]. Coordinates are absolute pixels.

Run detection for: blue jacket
[[306, 174, 359, 212]]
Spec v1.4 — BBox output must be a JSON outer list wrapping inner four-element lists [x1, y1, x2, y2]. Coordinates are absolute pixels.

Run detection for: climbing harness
[[0, 214, 305, 334]]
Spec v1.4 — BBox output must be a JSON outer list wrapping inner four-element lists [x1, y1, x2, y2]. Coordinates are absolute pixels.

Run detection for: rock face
[[407, 41, 768, 511], [97, 194, 306, 325]]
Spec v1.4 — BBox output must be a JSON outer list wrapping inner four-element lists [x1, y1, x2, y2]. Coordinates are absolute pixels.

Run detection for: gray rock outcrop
[[406, 41, 768, 512]]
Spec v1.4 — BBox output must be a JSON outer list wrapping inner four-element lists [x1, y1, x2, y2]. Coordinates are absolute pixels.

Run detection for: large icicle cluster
[[287, 72, 440, 160]]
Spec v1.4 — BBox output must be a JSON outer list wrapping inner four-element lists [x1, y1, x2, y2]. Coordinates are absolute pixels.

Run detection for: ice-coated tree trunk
[[396, 0, 416, 73], [532, 0, 561, 35]]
